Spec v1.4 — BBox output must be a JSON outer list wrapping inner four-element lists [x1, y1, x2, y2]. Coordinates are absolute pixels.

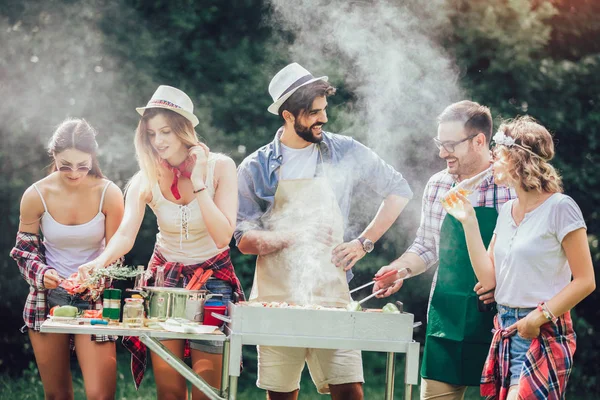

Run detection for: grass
[[0, 348, 487, 400], [0, 348, 586, 400]]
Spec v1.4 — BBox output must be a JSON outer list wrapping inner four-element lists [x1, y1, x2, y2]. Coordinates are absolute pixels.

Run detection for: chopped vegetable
[[382, 303, 400, 314], [52, 305, 78, 317], [60, 261, 138, 301], [346, 301, 362, 312]]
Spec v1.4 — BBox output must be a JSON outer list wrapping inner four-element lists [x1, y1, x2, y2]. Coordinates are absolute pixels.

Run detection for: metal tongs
[[350, 268, 412, 305]]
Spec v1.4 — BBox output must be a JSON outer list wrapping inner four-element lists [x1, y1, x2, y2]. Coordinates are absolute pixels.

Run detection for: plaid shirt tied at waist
[[10, 231, 111, 343], [481, 311, 576, 400], [123, 248, 245, 389]]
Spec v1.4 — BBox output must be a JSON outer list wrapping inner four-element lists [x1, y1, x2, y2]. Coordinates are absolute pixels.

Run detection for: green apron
[[421, 185, 498, 386]]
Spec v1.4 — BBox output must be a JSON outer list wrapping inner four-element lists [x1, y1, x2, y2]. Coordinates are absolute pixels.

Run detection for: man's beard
[[294, 121, 324, 143]]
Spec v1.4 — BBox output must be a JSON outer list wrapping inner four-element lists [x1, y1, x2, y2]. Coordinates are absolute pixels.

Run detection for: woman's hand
[[78, 259, 103, 283], [442, 191, 476, 224], [508, 310, 545, 339], [189, 143, 210, 190], [43, 269, 62, 289]]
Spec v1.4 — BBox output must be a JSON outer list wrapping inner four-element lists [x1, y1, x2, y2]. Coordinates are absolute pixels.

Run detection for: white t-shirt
[[493, 193, 586, 308], [279, 142, 319, 180]]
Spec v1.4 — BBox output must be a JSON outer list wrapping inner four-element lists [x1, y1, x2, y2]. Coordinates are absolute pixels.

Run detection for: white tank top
[[149, 153, 228, 264], [34, 181, 111, 278]]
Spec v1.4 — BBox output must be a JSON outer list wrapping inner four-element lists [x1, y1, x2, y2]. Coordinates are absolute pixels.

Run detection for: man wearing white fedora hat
[[235, 63, 413, 399]]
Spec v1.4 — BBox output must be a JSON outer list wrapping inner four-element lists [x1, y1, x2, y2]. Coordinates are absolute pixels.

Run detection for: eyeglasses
[[57, 164, 91, 173], [433, 134, 478, 153]]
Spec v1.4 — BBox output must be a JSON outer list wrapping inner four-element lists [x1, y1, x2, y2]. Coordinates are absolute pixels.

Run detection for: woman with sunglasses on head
[[446, 116, 595, 400], [10, 118, 124, 399], [78, 85, 244, 399]]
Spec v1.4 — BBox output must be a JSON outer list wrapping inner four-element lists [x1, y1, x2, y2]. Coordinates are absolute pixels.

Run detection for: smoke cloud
[[263, 0, 464, 297]]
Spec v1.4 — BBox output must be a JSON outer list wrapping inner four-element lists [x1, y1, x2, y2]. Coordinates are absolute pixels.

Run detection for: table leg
[[228, 375, 238, 400], [220, 339, 230, 397], [404, 341, 420, 399], [139, 334, 224, 400], [385, 352, 396, 400]]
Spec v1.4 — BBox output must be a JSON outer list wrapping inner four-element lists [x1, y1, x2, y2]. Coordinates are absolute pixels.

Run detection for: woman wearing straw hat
[[10, 118, 125, 399], [79, 85, 244, 399]]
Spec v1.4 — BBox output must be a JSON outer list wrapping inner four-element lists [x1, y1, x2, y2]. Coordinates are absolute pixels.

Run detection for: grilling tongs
[[350, 268, 412, 305]]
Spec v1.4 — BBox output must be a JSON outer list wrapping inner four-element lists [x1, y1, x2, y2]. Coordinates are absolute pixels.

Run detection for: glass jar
[[122, 297, 144, 328]]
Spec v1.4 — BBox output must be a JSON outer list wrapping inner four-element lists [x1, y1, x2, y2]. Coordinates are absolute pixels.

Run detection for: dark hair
[[48, 118, 104, 178], [278, 80, 336, 119], [437, 100, 493, 144]]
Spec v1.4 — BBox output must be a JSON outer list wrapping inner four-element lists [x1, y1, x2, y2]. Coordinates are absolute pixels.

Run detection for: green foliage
[[1, 0, 599, 396]]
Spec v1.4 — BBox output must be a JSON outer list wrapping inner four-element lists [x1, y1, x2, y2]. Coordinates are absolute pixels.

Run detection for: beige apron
[[249, 157, 350, 307]]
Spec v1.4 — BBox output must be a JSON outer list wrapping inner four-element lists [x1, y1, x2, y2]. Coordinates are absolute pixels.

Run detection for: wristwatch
[[357, 236, 374, 253]]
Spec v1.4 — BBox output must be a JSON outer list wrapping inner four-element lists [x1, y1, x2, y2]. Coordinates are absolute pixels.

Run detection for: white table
[[40, 319, 229, 400]]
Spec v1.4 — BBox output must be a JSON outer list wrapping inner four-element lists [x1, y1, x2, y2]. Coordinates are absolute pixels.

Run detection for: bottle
[[154, 265, 165, 287], [441, 166, 493, 219], [133, 265, 146, 290], [123, 296, 145, 328]]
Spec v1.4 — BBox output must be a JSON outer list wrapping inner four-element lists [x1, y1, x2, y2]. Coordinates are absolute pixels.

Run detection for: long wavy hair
[[133, 108, 199, 192], [494, 116, 562, 193], [47, 118, 104, 178]]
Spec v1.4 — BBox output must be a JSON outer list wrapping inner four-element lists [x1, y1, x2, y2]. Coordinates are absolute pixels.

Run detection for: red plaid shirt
[[123, 248, 244, 389], [481, 312, 576, 400], [10, 231, 112, 343]]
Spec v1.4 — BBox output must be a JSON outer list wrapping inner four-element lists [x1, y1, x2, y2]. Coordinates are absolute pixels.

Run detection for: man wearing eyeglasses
[[373, 100, 516, 399]]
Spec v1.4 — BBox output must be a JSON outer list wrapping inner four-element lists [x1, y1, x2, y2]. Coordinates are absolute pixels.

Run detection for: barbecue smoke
[[265, 0, 463, 297]]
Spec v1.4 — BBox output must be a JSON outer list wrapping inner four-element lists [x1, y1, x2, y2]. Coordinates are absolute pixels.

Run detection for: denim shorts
[[47, 286, 92, 312], [497, 304, 535, 386], [161, 277, 233, 354]]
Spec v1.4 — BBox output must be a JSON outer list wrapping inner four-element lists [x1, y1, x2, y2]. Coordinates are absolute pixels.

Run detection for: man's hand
[[331, 239, 366, 271], [474, 282, 495, 304], [43, 269, 62, 289], [373, 265, 404, 298]]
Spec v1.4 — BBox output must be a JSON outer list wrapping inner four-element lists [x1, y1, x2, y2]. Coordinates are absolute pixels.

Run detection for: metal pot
[[140, 286, 216, 322]]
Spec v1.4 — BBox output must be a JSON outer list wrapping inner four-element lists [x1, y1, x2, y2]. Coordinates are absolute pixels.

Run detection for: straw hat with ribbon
[[267, 63, 328, 115], [136, 85, 200, 127]]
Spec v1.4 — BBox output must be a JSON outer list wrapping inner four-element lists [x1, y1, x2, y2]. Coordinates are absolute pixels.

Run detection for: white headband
[[493, 130, 544, 160]]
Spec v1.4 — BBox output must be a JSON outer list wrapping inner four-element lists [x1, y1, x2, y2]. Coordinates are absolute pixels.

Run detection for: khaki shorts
[[420, 378, 468, 400], [257, 345, 364, 394]]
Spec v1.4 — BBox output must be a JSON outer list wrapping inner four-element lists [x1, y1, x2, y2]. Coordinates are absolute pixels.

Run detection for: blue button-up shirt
[[236, 127, 413, 242]]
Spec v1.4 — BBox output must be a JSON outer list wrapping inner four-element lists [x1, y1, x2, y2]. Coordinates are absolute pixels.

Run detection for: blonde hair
[[133, 108, 200, 193], [495, 116, 562, 193]]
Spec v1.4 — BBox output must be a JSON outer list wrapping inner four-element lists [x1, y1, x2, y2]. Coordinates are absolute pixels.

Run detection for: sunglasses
[[433, 134, 478, 153], [57, 164, 92, 173]]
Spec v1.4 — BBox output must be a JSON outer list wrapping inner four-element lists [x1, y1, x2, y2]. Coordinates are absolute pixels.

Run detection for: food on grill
[[345, 301, 362, 312], [51, 305, 78, 317], [382, 303, 400, 314], [243, 301, 345, 311]]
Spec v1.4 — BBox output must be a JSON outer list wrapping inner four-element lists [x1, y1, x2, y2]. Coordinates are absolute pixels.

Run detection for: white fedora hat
[[136, 85, 200, 127], [267, 63, 328, 115]]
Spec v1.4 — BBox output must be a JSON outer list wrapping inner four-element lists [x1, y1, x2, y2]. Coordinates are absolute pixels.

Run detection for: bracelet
[[537, 302, 557, 323], [193, 186, 206, 194]]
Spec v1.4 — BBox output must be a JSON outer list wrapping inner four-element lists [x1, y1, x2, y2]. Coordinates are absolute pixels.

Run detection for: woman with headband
[[445, 116, 595, 399]]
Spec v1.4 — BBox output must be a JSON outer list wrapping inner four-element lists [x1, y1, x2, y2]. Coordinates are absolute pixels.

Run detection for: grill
[[223, 302, 420, 400]]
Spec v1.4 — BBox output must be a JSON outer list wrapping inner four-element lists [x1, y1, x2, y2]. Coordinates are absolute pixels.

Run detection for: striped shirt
[[405, 169, 516, 300]]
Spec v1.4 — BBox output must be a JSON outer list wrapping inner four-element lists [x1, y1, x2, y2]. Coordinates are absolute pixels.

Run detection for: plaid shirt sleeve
[[405, 175, 447, 269], [10, 231, 52, 290]]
